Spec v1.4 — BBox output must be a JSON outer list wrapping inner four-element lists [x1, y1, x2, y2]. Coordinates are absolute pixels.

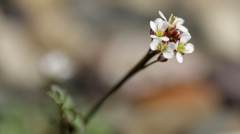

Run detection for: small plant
[[48, 85, 85, 134], [47, 10, 194, 134]]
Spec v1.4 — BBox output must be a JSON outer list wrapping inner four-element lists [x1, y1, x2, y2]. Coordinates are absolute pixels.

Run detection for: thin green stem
[[59, 105, 67, 134], [84, 49, 158, 124], [59, 105, 75, 134]]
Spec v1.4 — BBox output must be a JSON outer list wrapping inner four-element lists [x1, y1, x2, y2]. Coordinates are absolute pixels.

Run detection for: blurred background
[[0, 0, 240, 134]]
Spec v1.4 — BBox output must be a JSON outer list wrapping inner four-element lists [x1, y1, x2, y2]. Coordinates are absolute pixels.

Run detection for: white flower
[[174, 33, 194, 63], [150, 19, 169, 41], [150, 38, 175, 59], [39, 50, 75, 81]]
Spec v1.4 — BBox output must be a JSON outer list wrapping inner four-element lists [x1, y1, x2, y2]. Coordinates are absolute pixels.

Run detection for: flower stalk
[[83, 9, 194, 127], [83, 49, 158, 124]]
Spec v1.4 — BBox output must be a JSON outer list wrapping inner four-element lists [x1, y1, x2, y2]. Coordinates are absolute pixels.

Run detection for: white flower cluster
[[150, 11, 194, 63]]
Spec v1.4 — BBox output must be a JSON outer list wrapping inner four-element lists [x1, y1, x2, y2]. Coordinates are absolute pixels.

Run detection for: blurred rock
[[123, 81, 222, 134], [0, 11, 44, 89], [200, 0, 240, 64], [101, 0, 172, 17], [12, 0, 102, 62]]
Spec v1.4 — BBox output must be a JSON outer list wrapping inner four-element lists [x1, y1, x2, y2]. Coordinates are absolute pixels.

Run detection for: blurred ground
[[0, 0, 240, 134]]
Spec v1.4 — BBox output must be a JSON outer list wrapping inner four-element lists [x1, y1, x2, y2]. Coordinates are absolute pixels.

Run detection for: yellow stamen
[[168, 14, 173, 23]]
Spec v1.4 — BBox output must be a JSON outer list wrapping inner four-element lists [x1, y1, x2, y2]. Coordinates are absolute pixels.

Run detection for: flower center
[[156, 30, 164, 37], [157, 43, 168, 52], [177, 43, 186, 53]]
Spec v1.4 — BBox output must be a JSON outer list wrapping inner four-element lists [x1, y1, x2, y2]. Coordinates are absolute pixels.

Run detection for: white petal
[[180, 32, 191, 43], [150, 35, 169, 41], [176, 52, 183, 63], [153, 38, 162, 42], [157, 21, 165, 30], [157, 21, 169, 31], [150, 39, 160, 50], [150, 35, 158, 38], [158, 11, 167, 21], [184, 43, 194, 53], [168, 42, 176, 50], [150, 21, 157, 32], [177, 25, 188, 33], [160, 37, 169, 41], [154, 18, 163, 25], [161, 21, 169, 31], [163, 51, 174, 59], [176, 18, 185, 25]]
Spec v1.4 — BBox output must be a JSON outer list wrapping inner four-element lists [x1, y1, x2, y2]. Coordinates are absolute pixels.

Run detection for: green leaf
[[47, 85, 85, 134], [64, 108, 76, 123], [62, 96, 74, 110], [72, 114, 85, 133], [47, 85, 66, 104]]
